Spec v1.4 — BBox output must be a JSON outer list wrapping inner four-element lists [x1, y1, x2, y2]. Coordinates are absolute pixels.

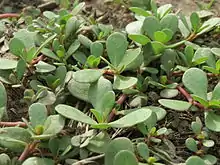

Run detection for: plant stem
[[18, 141, 39, 161], [0, 121, 27, 127], [0, 13, 20, 19], [72, 154, 105, 165], [176, 85, 205, 110], [108, 94, 127, 122], [166, 40, 186, 49]]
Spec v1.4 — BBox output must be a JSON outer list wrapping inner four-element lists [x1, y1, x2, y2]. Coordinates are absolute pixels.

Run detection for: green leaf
[[114, 150, 138, 165], [0, 81, 7, 108], [118, 48, 142, 71], [202, 155, 217, 165], [160, 14, 178, 34], [72, 51, 87, 65], [0, 82, 7, 120], [65, 17, 81, 39], [182, 68, 208, 100], [73, 69, 102, 83], [142, 16, 161, 40], [157, 4, 172, 19], [129, 7, 151, 17], [184, 46, 194, 65], [90, 42, 104, 57], [13, 29, 36, 49], [89, 77, 114, 116], [192, 96, 209, 108], [22, 157, 54, 165], [78, 34, 93, 49], [68, 78, 90, 102], [154, 31, 168, 43], [126, 21, 143, 34], [105, 137, 134, 165], [9, 38, 25, 57], [0, 127, 31, 152], [160, 49, 176, 74], [41, 48, 60, 61], [0, 59, 18, 70], [205, 111, 220, 132], [0, 154, 10, 165], [186, 156, 206, 165], [151, 41, 165, 54], [128, 34, 151, 45], [160, 89, 179, 98], [211, 48, 220, 57], [43, 11, 57, 19], [55, 104, 97, 125], [146, 106, 167, 121], [191, 121, 202, 134], [159, 99, 192, 111], [87, 132, 111, 153], [29, 103, 47, 128], [185, 138, 198, 152], [42, 115, 65, 136], [202, 140, 214, 148], [190, 12, 200, 32], [212, 83, 220, 100], [198, 17, 220, 35], [106, 32, 128, 67], [16, 58, 26, 80], [137, 142, 149, 161], [72, 2, 85, 16], [66, 40, 81, 60], [35, 61, 56, 73], [113, 75, 137, 90], [109, 108, 152, 128], [193, 48, 216, 68]]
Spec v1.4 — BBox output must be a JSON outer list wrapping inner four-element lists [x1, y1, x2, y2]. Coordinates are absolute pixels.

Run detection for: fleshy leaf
[[137, 142, 149, 161], [113, 150, 138, 165], [128, 34, 151, 45], [106, 32, 128, 67], [160, 89, 178, 98], [159, 99, 192, 111], [160, 14, 178, 34], [142, 16, 161, 40], [186, 156, 206, 165], [183, 68, 208, 100], [185, 138, 198, 152], [35, 61, 56, 73], [205, 111, 220, 132], [29, 103, 47, 128], [73, 69, 102, 83], [109, 108, 152, 128], [0, 59, 18, 70], [55, 104, 97, 125], [22, 157, 54, 165], [105, 137, 134, 165], [113, 75, 137, 90]]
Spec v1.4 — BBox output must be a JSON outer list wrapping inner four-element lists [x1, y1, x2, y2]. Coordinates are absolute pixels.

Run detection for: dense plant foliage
[[0, 0, 219, 164]]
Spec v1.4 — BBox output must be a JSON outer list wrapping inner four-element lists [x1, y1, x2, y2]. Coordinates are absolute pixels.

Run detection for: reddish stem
[[31, 55, 45, 65], [108, 94, 127, 122], [176, 86, 193, 103], [0, 121, 27, 127], [18, 141, 39, 161], [176, 85, 205, 110], [0, 13, 20, 19]]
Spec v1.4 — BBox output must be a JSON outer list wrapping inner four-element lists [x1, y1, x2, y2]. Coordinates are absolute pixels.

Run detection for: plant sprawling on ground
[[0, 0, 219, 164]]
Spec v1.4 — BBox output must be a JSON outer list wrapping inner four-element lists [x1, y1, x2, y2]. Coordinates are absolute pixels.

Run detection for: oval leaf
[[109, 108, 152, 128], [183, 68, 208, 100], [0, 59, 18, 70], [106, 32, 128, 67], [159, 99, 192, 111], [113, 150, 138, 165], [55, 104, 97, 125]]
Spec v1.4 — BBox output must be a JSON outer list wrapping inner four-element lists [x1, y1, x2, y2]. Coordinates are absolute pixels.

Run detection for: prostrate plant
[[0, 0, 219, 164], [185, 117, 217, 165]]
